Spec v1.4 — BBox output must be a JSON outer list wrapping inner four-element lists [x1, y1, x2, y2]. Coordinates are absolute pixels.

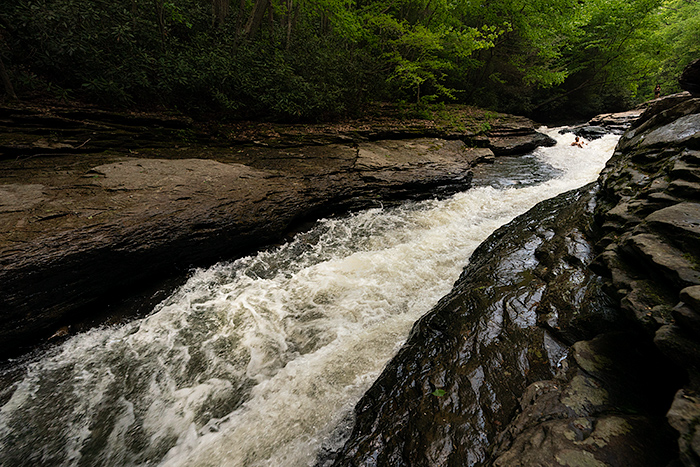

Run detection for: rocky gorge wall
[[326, 94, 700, 465], [0, 105, 554, 359]]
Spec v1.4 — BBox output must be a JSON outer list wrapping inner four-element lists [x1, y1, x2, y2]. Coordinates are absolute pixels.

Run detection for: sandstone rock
[[620, 97, 700, 151], [487, 131, 556, 156], [0, 184, 46, 213], [590, 92, 700, 466], [626, 233, 700, 286], [633, 92, 695, 129], [672, 302, 700, 339], [656, 325, 700, 373], [670, 179, 700, 199], [573, 125, 608, 140], [646, 203, 700, 256], [637, 113, 700, 149], [0, 138, 483, 357], [0, 103, 558, 358], [328, 188, 666, 467], [587, 109, 645, 134], [681, 286, 700, 312], [493, 334, 676, 467], [667, 389, 700, 466]]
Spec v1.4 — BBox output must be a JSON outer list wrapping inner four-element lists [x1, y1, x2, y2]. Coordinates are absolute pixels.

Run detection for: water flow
[[0, 130, 619, 467]]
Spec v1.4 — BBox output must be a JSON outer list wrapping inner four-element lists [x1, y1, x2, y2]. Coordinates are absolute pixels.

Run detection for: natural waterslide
[[0, 129, 619, 466]]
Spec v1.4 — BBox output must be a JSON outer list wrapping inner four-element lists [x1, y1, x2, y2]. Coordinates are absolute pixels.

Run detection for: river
[[0, 129, 619, 466]]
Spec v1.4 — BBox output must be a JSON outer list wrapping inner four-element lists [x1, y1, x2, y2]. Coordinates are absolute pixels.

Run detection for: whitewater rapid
[[0, 129, 619, 466]]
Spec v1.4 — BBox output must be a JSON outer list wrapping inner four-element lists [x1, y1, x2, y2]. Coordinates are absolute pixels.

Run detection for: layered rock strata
[[0, 105, 553, 359], [328, 96, 700, 465]]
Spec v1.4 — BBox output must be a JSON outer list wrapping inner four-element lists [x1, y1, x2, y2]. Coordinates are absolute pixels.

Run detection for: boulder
[[0, 137, 485, 358], [485, 116, 557, 155], [680, 59, 700, 97], [559, 108, 646, 141], [574, 125, 608, 140], [587, 109, 645, 134]]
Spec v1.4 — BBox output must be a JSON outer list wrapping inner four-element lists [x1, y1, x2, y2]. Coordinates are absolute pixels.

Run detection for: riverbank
[[0, 115, 625, 467], [330, 93, 700, 466], [0, 103, 559, 359]]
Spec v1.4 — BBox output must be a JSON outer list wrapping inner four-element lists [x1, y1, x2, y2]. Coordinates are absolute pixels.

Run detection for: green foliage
[[643, 0, 700, 97], [0, 0, 697, 120]]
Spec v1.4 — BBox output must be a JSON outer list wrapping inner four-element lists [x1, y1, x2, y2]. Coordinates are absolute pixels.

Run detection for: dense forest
[[0, 0, 698, 121]]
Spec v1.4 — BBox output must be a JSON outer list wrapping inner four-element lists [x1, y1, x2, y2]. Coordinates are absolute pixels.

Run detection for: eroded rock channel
[[2, 93, 699, 466], [0, 105, 553, 358], [328, 95, 700, 466]]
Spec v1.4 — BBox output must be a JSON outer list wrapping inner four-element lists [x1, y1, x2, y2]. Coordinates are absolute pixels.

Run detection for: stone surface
[[492, 333, 676, 467], [485, 117, 557, 155], [619, 97, 700, 152], [591, 94, 700, 465], [680, 59, 700, 97], [327, 184, 678, 466], [587, 109, 646, 134], [560, 107, 648, 142], [573, 125, 608, 140], [681, 286, 700, 312], [668, 389, 700, 466], [327, 93, 700, 466], [0, 105, 550, 359]]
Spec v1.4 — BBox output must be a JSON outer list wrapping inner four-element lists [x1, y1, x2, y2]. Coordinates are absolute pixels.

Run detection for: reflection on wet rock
[[332, 94, 700, 466]]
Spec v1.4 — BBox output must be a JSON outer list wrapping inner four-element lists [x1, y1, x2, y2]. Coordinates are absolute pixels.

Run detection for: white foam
[[0, 128, 619, 466]]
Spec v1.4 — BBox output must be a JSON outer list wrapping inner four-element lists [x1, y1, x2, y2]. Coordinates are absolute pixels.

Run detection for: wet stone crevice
[[328, 95, 700, 466]]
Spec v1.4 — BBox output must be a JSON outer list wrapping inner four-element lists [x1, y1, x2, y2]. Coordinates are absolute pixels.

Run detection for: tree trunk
[[285, 0, 293, 49], [267, 0, 274, 34], [0, 25, 17, 101], [235, 0, 246, 36], [154, 0, 166, 49], [244, 0, 270, 38], [0, 55, 17, 101], [131, 0, 138, 29], [212, 0, 230, 28]]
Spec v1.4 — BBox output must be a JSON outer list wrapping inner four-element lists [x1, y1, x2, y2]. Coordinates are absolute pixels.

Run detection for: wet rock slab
[[0, 140, 478, 356], [329, 96, 700, 466], [562, 106, 649, 140], [596, 97, 700, 465], [0, 104, 553, 359], [328, 186, 678, 467]]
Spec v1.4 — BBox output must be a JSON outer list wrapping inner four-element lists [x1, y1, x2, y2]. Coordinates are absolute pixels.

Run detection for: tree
[[0, 0, 694, 119], [0, 21, 17, 100], [646, 0, 700, 96]]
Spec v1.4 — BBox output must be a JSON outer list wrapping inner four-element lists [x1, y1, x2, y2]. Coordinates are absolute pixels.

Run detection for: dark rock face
[[587, 109, 645, 134], [679, 59, 700, 97], [328, 187, 595, 465], [572, 124, 608, 140], [597, 96, 700, 465], [0, 105, 553, 359], [329, 189, 678, 467], [329, 97, 700, 465]]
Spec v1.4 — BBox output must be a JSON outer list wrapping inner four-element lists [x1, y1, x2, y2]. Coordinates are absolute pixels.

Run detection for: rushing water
[[0, 129, 619, 467]]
